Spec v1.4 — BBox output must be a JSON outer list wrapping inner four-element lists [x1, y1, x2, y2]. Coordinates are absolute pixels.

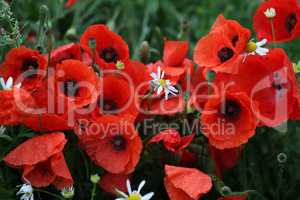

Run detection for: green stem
[[90, 183, 97, 200], [35, 189, 64, 200]]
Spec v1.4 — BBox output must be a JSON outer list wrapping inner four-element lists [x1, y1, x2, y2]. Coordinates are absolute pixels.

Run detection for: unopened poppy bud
[[65, 27, 78, 41], [116, 60, 125, 70], [220, 186, 232, 196], [277, 153, 287, 163], [140, 41, 150, 63], [90, 174, 101, 184]]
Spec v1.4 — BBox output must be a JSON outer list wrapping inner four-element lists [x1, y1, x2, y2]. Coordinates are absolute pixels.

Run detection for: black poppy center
[[231, 35, 239, 47], [22, 58, 39, 78], [222, 100, 241, 119], [61, 80, 79, 97], [99, 47, 118, 63], [285, 13, 297, 33], [218, 47, 234, 63], [111, 135, 127, 151]]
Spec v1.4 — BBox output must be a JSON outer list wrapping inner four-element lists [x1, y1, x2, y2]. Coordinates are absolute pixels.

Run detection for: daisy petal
[[142, 192, 154, 200], [126, 179, 132, 194], [138, 180, 146, 193], [256, 38, 268, 46]]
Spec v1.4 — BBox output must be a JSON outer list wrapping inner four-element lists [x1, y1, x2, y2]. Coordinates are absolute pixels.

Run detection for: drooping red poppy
[[3, 133, 73, 189], [253, 0, 300, 43], [49, 43, 82, 67], [65, 0, 77, 8], [99, 173, 129, 195], [201, 92, 258, 149], [0, 46, 47, 91], [209, 145, 242, 177], [218, 194, 248, 200], [80, 24, 129, 70], [148, 129, 195, 153], [164, 165, 212, 200], [74, 115, 142, 174], [55, 59, 99, 109], [193, 15, 251, 73]]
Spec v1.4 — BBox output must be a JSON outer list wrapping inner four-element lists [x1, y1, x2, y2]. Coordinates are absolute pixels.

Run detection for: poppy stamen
[[111, 135, 127, 151], [100, 47, 118, 63], [218, 47, 234, 63], [22, 58, 39, 78], [286, 13, 297, 33]]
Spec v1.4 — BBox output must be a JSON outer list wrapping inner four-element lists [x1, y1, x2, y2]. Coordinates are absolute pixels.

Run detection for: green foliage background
[[0, 0, 300, 200]]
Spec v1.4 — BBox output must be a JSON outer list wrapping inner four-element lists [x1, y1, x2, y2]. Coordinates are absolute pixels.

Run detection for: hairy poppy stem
[[90, 183, 97, 200]]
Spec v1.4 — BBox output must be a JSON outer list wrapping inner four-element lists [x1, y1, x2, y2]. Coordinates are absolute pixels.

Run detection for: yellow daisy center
[[128, 193, 141, 200], [246, 41, 257, 53], [159, 79, 166, 86]]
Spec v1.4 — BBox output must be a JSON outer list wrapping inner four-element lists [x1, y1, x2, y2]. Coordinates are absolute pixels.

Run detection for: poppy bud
[[277, 153, 287, 163], [90, 174, 101, 184], [140, 41, 150, 63]]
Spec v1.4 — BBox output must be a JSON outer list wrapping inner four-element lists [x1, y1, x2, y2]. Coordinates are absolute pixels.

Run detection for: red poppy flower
[[65, 0, 77, 8], [209, 145, 242, 177], [148, 129, 195, 153], [80, 24, 129, 70], [74, 115, 142, 174], [55, 59, 99, 109], [3, 133, 73, 189], [201, 92, 258, 149], [49, 43, 82, 67], [89, 74, 137, 121], [0, 46, 47, 91], [218, 194, 248, 200], [99, 173, 129, 195], [213, 48, 298, 127], [193, 15, 251, 73], [164, 165, 212, 200], [253, 0, 300, 43]]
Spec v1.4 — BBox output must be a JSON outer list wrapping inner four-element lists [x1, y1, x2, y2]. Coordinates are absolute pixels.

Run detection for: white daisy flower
[[115, 179, 154, 200], [0, 126, 5, 135], [150, 66, 178, 100], [246, 39, 269, 56], [16, 182, 34, 200], [0, 77, 21, 90], [264, 8, 276, 18], [61, 186, 75, 199]]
